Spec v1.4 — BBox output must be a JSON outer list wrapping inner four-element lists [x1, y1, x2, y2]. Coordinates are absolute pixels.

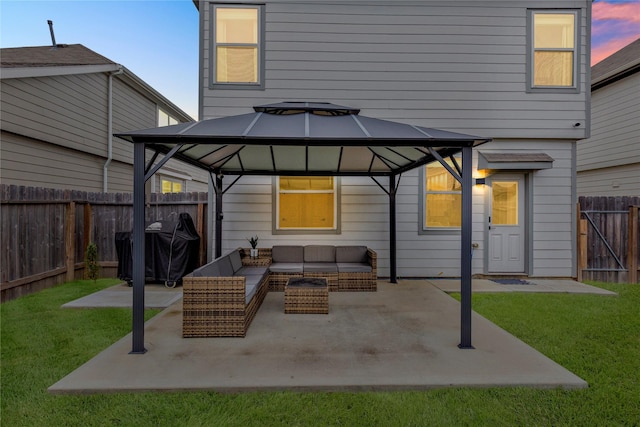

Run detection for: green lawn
[[2, 279, 639, 426]]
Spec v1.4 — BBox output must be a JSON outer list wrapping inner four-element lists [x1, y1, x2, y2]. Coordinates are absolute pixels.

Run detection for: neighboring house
[[0, 43, 208, 193], [577, 38, 640, 196], [193, 1, 590, 279]]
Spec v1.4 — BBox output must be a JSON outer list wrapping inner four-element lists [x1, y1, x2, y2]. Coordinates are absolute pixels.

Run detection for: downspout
[[104, 66, 124, 192]]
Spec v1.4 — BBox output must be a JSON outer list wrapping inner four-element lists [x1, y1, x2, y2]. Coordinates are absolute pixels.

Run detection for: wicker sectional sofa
[[182, 245, 376, 337], [268, 245, 377, 292], [182, 249, 270, 338]]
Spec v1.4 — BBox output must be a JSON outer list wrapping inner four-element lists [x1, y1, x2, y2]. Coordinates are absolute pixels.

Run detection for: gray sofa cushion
[[304, 245, 336, 263], [244, 274, 264, 288], [269, 263, 304, 273], [228, 250, 243, 273], [337, 263, 372, 273], [336, 246, 368, 263], [217, 256, 234, 277], [235, 266, 268, 277], [191, 261, 221, 277], [245, 283, 257, 304], [304, 262, 338, 273], [272, 245, 304, 263]]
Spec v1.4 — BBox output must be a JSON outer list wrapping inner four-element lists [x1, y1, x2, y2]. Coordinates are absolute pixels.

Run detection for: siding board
[[200, 1, 585, 278], [577, 72, 639, 196], [578, 74, 640, 169], [1, 68, 208, 193], [203, 0, 589, 139]]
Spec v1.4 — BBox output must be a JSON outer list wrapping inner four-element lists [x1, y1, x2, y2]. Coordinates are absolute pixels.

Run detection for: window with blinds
[[424, 156, 462, 229], [530, 10, 578, 90], [213, 5, 262, 86], [276, 177, 337, 230]]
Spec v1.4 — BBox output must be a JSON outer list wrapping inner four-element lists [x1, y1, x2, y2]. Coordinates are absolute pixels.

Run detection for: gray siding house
[[577, 38, 640, 196], [0, 44, 208, 193], [195, 0, 592, 279]]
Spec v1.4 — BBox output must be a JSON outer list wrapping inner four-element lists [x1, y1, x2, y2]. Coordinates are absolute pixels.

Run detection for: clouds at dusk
[[592, 0, 640, 65]]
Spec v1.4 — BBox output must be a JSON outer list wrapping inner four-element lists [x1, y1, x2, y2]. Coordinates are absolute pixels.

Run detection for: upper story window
[[158, 108, 178, 127], [211, 5, 264, 89], [528, 10, 579, 92], [422, 156, 462, 230], [275, 176, 339, 233]]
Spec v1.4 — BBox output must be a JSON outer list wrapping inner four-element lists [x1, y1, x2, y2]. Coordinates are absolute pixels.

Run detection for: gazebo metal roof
[[116, 102, 489, 177], [115, 102, 490, 355]]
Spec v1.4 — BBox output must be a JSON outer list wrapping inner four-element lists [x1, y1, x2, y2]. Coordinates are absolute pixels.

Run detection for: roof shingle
[[0, 44, 115, 68], [591, 38, 640, 83]]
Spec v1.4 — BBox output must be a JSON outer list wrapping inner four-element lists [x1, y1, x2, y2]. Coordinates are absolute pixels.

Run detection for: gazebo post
[[130, 142, 146, 354], [214, 172, 223, 259], [459, 145, 474, 349], [207, 173, 214, 262], [389, 174, 397, 283]]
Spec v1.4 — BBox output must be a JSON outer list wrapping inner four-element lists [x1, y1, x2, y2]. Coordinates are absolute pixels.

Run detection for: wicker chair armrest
[[367, 248, 378, 272], [182, 275, 247, 304]]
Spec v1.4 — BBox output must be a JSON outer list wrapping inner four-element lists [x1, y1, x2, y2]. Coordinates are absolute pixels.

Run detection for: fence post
[[83, 203, 92, 253], [577, 202, 585, 282], [65, 201, 76, 282], [628, 206, 638, 284], [197, 202, 206, 266], [578, 219, 587, 282]]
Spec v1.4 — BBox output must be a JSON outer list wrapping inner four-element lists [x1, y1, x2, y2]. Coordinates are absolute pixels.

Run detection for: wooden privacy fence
[[1, 185, 209, 302], [577, 196, 640, 284]]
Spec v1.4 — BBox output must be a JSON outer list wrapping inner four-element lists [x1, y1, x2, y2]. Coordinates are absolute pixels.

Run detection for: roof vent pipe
[[47, 20, 56, 46]]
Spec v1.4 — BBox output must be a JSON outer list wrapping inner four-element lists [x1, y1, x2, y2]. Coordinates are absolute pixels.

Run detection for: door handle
[[488, 216, 491, 230]]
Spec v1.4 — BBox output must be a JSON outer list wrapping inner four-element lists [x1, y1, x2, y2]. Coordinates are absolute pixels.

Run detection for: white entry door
[[488, 175, 525, 273]]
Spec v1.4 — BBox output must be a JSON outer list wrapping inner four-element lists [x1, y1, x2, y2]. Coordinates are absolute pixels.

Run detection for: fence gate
[[577, 196, 639, 284]]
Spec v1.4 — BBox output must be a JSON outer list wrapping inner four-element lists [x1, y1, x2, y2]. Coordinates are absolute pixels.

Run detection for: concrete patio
[[49, 279, 611, 394]]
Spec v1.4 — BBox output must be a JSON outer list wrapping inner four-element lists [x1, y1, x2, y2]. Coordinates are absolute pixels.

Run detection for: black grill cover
[[115, 213, 200, 285]]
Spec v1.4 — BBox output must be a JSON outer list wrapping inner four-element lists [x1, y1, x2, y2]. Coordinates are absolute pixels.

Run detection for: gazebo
[[116, 102, 491, 354]]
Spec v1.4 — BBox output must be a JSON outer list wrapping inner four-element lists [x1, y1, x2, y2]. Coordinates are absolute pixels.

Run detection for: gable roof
[[0, 44, 122, 79], [0, 44, 194, 122], [0, 44, 115, 68], [591, 38, 640, 90]]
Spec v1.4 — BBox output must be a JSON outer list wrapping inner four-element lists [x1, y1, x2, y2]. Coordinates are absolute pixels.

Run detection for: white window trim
[[272, 177, 341, 235], [418, 164, 462, 235], [526, 9, 581, 94], [210, 3, 265, 90]]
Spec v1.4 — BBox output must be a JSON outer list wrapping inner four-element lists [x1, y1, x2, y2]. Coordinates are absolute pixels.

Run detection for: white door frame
[[485, 173, 528, 274]]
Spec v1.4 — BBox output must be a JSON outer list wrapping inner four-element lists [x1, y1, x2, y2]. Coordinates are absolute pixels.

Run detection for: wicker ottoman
[[284, 277, 328, 314]]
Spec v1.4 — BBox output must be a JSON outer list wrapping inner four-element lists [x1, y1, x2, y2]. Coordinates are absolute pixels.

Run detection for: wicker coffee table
[[284, 277, 329, 314]]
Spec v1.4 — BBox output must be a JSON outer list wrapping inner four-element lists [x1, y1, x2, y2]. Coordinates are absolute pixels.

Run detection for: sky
[[591, 0, 640, 64], [1, 0, 639, 121], [0, 0, 199, 119]]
